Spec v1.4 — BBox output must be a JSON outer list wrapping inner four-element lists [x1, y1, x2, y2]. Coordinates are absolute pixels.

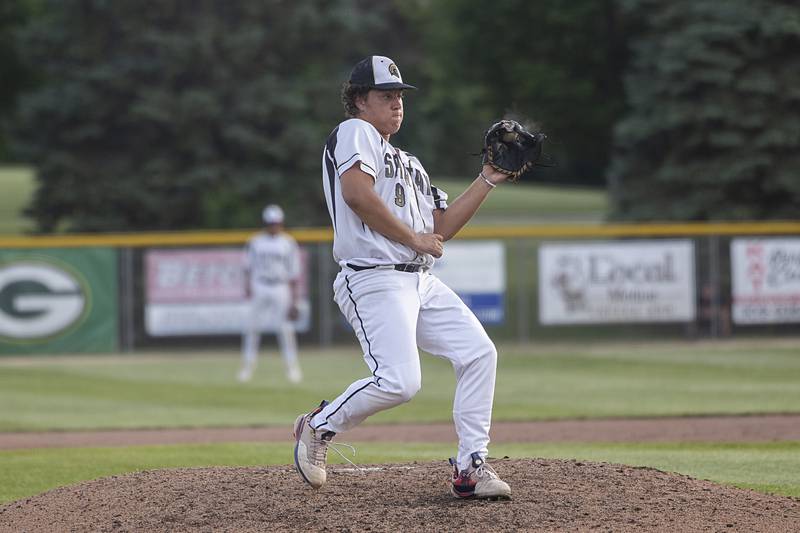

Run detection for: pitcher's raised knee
[[379, 369, 421, 404], [473, 338, 497, 368], [398, 375, 421, 402]]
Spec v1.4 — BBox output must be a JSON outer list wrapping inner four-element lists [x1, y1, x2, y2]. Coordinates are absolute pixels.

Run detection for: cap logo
[[388, 63, 400, 78]]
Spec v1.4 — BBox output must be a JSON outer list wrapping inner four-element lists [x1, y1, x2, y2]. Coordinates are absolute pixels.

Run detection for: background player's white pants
[[310, 268, 497, 471], [241, 284, 300, 378]]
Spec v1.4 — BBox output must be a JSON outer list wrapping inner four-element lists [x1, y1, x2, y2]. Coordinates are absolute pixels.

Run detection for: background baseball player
[[293, 55, 523, 500], [239, 204, 302, 384]]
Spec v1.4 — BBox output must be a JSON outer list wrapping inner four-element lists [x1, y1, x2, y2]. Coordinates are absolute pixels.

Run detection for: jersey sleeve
[[287, 238, 301, 281], [431, 184, 449, 210], [244, 239, 255, 270], [334, 120, 382, 179]]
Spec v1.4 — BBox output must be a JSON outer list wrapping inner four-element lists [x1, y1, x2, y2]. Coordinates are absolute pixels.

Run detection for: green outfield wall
[[0, 222, 798, 353], [0, 248, 118, 354]]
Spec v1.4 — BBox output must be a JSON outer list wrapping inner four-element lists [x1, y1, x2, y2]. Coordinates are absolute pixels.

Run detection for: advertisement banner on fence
[[430, 240, 505, 325], [731, 238, 800, 324], [0, 248, 118, 354], [145, 247, 310, 336], [539, 240, 696, 324]]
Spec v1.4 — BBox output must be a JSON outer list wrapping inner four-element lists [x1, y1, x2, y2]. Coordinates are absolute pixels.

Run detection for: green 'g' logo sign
[[0, 262, 88, 341]]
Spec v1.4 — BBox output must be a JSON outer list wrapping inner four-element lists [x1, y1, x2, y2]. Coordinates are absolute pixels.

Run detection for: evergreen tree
[[0, 0, 38, 161], [609, 0, 800, 221], [407, 0, 628, 185], [13, 0, 405, 231]]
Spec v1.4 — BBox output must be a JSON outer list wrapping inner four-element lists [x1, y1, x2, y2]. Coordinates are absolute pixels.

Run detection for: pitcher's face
[[357, 89, 404, 140]]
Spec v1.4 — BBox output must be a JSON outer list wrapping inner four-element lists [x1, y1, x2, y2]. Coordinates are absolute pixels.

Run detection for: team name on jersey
[[383, 152, 432, 196]]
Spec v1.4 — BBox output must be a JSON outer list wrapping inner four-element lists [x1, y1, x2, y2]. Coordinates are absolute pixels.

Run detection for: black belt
[[346, 263, 426, 273], [257, 277, 285, 284]]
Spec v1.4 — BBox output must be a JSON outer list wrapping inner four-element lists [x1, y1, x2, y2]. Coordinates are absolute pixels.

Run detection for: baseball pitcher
[[293, 55, 544, 499]]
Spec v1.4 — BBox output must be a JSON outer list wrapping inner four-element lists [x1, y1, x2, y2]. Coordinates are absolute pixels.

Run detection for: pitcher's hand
[[410, 232, 444, 258]]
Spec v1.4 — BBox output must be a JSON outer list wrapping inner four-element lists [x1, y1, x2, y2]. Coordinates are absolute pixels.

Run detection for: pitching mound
[[1, 459, 798, 532]]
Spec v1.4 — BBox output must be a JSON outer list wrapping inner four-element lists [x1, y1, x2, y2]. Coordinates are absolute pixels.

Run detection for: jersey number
[[394, 183, 406, 207]]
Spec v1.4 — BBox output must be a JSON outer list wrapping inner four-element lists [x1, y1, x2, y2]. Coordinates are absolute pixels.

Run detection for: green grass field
[[1, 340, 799, 503], [435, 178, 607, 223], [0, 166, 34, 234], [1, 340, 798, 431]]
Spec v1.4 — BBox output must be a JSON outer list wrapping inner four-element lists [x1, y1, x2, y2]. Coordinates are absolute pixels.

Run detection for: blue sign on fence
[[430, 241, 506, 325]]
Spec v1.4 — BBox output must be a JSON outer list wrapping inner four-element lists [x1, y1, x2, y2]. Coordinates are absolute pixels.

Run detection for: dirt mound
[[1, 459, 798, 532]]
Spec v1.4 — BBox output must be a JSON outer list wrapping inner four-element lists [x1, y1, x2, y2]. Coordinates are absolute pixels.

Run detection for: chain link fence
[[1, 222, 798, 354]]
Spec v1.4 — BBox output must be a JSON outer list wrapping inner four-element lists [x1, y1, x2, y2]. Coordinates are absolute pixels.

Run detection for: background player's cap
[[348, 56, 417, 90], [262, 204, 284, 225]]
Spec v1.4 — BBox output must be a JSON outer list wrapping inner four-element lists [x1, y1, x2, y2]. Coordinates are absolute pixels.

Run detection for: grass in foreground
[[0, 441, 798, 504], [1, 340, 799, 431]]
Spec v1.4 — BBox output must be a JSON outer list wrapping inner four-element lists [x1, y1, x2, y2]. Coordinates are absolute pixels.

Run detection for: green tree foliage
[[405, 0, 628, 185], [0, 0, 38, 161], [13, 0, 404, 232], [609, 0, 800, 221]]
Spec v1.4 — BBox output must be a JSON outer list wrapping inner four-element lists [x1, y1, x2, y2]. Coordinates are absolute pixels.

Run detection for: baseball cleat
[[237, 365, 253, 383], [287, 365, 303, 384], [293, 400, 335, 489], [450, 453, 512, 500]]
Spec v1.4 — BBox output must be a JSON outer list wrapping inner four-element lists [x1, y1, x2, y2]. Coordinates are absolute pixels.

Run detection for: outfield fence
[[1, 221, 799, 353]]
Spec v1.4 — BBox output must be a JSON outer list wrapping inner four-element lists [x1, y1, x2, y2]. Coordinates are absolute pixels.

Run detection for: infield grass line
[[0, 441, 798, 504]]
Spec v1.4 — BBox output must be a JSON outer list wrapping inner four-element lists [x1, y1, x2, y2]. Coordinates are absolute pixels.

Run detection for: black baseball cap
[[348, 55, 417, 90]]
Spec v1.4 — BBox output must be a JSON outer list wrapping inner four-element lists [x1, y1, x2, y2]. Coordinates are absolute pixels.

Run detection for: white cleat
[[450, 453, 512, 500], [288, 365, 303, 384], [237, 367, 253, 383], [293, 401, 335, 489]]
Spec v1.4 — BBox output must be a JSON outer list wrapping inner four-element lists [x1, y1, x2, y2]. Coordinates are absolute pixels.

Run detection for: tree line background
[[0, 0, 798, 232]]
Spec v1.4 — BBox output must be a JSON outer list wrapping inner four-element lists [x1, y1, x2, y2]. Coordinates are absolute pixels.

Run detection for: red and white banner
[[731, 238, 800, 324], [146, 249, 246, 303], [145, 247, 310, 336]]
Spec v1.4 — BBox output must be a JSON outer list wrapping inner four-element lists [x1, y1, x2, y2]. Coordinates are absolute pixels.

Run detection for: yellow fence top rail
[[0, 221, 798, 248]]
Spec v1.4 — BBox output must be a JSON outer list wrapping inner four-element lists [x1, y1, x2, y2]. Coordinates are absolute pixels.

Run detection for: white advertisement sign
[[539, 240, 696, 324], [731, 238, 800, 324], [145, 248, 310, 336], [431, 241, 505, 324]]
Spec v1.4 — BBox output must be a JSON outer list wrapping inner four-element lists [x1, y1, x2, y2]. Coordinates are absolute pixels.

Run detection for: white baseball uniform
[[240, 231, 302, 383], [317, 118, 498, 470]]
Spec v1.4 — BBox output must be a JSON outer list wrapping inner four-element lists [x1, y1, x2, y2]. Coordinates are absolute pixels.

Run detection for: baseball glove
[[481, 119, 547, 183]]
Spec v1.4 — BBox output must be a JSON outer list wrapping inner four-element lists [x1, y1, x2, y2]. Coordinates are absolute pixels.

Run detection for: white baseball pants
[[241, 284, 299, 376], [310, 267, 497, 471]]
